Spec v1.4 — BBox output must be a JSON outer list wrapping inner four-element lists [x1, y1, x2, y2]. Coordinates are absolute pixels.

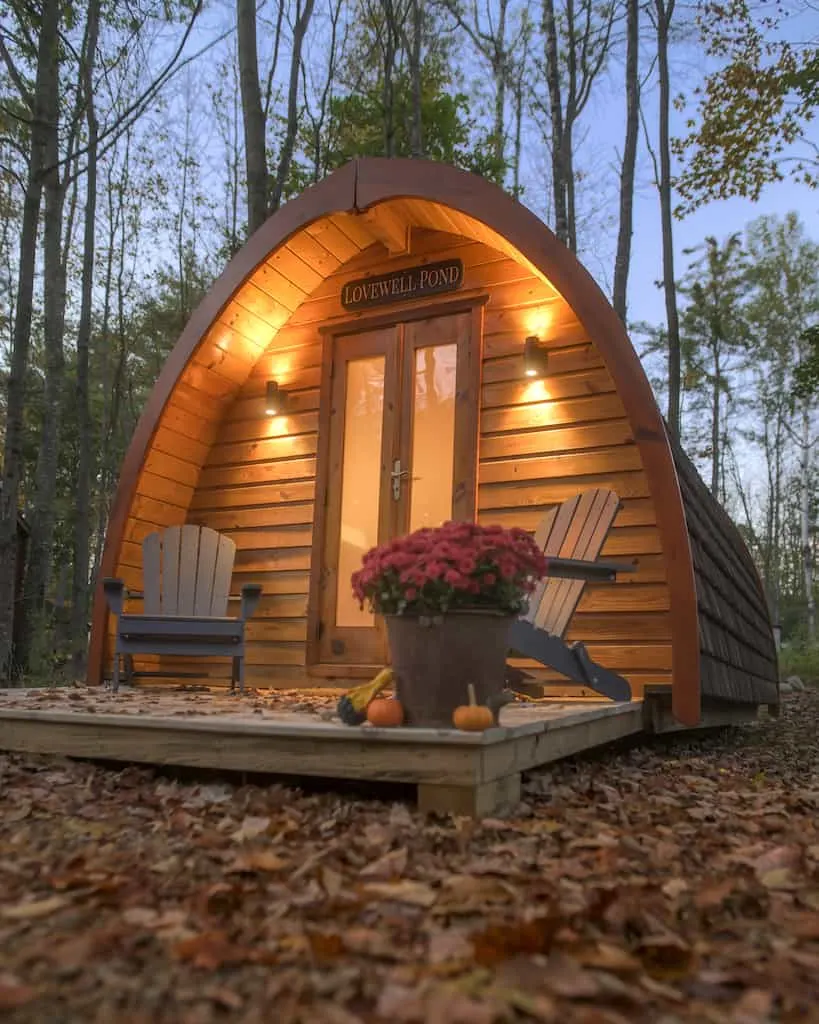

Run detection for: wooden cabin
[[88, 158, 779, 726]]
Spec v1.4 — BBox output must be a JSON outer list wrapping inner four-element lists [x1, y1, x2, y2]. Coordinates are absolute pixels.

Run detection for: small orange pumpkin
[[453, 684, 495, 732], [367, 697, 405, 727]]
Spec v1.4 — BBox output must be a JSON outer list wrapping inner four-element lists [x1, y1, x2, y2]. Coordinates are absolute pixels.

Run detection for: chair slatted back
[[143, 525, 236, 617], [523, 489, 620, 637]]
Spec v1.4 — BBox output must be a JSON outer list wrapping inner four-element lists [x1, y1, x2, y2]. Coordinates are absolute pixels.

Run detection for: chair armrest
[[239, 584, 263, 620], [103, 578, 125, 616]]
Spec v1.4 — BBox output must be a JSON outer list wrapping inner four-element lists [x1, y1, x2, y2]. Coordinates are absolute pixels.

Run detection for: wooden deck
[[0, 687, 756, 816]]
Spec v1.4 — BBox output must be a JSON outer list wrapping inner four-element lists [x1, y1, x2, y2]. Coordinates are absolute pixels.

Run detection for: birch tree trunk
[[71, 0, 101, 677], [0, 0, 60, 680], [655, 0, 682, 439], [237, 0, 269, 234], [613, 0, 639, 323], [800, 403, 816, 640]]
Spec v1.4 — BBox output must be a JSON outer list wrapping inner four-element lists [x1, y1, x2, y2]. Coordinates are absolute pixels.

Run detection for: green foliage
[[780, 642, 819, 684], [794, 326, 819, 400], [673, 0, 819, 212], [282, 5, 508, 198]]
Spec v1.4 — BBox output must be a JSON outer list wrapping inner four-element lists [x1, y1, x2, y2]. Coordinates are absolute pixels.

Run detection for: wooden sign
[[341, 259, 464, 311]]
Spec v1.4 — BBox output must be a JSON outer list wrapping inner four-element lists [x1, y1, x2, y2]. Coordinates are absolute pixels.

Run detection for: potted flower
[[351, 521, 550, 727]]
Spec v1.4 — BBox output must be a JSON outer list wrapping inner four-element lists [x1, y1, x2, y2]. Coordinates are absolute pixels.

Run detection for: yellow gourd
[[453, 684, 495, 732]]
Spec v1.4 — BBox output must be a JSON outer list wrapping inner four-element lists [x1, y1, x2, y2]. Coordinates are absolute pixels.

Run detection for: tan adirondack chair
[[507, 488, 634, 701], [103, 525, 262, 694]]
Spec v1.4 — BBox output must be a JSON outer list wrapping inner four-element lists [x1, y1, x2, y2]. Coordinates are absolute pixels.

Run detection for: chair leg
[[230, 656, 239, 694], [238, 653, 245, 695], [112, 651, 121, 694]]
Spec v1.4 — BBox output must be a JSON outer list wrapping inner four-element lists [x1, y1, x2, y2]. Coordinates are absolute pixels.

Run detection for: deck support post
[[417, 772, 521, 817]]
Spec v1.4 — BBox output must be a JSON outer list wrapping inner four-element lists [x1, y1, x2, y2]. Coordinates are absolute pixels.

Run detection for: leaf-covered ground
[[1, 690, 818, 1024]]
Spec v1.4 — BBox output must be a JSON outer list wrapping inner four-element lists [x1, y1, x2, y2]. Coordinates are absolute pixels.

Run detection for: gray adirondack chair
[[507, 488, 635, 701], [103, 525, 262, 694]]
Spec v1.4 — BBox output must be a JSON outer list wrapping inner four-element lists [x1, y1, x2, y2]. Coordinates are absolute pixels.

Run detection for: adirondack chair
[[507, 488, 635, 702], [103, 525, 262, 694]]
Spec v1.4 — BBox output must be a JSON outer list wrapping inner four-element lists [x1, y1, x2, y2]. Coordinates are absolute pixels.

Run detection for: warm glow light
[[522, 379, 551, 403], [526, 308, 553, 336]]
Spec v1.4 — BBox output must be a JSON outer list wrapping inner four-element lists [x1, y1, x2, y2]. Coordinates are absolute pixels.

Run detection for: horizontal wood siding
[[151, 226, 673, 695], [672, 443, 779, 704]]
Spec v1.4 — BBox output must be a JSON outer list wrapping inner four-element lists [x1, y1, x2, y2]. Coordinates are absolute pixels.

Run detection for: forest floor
[[1, 689, 818, 1024]]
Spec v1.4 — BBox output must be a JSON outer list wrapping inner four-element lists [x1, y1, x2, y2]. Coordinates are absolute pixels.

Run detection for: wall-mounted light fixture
[[523, 336, 549, 378], [265, 380, 288, 416]]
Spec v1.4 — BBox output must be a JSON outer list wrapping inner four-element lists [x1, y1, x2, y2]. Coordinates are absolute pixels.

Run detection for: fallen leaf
[[753, 845, 801, 874], [321, 866, 344, 898], [574, 942, 642, 974], [636, 933, 693, 978], [732, 987, 774, 1022], [231, 815, 271, 841], [427, 929, 473, 965], [1, 895, 68, 920], [342, 927, 406, 960], [205, 987, 244, 1011], [360, 847, 408, 879], [758, 868, 795, 890], [173, 931, 254, 970], [227, 850, 289, 873], [360, 880, 437, 908], [0, 976, 36, 1010], [375, 982, 427, 1021], [661, 878, 688, 899], [472, 915, 562, 966], [5, 802, 32, 823], [541, 953, 602, 998], [694, 879, 735, 909]]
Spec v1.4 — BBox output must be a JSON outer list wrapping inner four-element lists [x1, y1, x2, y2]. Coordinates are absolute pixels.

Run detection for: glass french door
[[317, 310, 475, 667]]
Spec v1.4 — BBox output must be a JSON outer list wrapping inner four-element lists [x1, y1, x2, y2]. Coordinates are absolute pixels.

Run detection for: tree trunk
[[711, 348, 721, 497], [491, 0, 508, 171], [655, 0, 681, 439], [409, 0, 424, 157], [613, 0, 639, 323], [71, 0, 101, 678], [542, 0, 568, 245], [237, 0, 269, 234], [0, 0, 59, 680], [800, 403, 816, 640], [270, 0, 316, 212], [19, 0, 67, 674], [381, 0, 400, 158]]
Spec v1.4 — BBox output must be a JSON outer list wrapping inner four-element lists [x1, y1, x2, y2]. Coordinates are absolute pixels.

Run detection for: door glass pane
[[410, 343, 457, 531], [336, 355, 385, 628]]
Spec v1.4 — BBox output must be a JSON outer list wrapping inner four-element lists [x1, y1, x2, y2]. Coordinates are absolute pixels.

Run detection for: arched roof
[[89, 158, 702, 724]]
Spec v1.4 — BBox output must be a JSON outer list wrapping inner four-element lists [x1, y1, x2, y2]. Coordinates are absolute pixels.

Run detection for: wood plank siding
[[109, 226, 672, 698]]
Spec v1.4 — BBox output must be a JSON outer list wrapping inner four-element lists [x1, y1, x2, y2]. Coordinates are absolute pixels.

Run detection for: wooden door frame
[[306, 293, 487, 675]]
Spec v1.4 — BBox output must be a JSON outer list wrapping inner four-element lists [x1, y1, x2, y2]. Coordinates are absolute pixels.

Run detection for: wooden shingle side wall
[[672, 444, 779, 704], [178, 228, 673, 695]]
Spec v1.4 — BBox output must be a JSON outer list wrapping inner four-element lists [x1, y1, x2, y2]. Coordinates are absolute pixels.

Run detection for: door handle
[[391, 459, 410, 501]]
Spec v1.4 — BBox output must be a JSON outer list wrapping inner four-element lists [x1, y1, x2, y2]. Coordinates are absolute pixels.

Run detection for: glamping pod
[[88, 158, 779, 726]]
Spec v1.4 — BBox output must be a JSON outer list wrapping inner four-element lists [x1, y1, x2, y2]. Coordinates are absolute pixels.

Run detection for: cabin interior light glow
[[265, 380, 287, 416], [523, 336, 548, 378]]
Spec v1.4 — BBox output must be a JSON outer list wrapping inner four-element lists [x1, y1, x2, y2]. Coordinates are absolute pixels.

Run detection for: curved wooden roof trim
[[89, 158, 701, 725]]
